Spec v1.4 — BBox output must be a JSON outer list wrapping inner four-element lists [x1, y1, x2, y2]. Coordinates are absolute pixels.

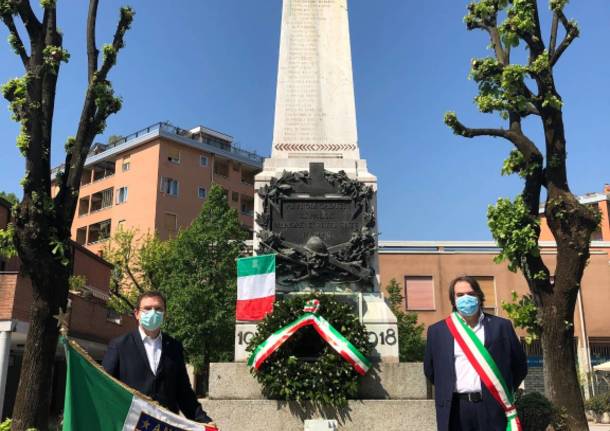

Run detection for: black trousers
[[449, 395, 504, 431]]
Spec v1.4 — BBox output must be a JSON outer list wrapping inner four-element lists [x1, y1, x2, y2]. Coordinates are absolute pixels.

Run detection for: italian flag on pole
[[236, 254, 276, 321], [62, 337, 217, 431]]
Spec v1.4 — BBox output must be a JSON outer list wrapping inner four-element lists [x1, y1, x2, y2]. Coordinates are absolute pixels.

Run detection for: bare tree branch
[[86, 0, 99, 80], [1, 14, 29, 65], [126, 266, 143, 293], [549, 13, 559, 57], [551, 11, 579, 66], [56, 6, 133, 216], [97, 7, 132, 81], [15, 0, 41, 37], [488, 26, 508, 65]]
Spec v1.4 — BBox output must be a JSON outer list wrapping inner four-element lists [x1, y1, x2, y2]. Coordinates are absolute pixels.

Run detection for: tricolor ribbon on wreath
[[445, 312, 522, 431], [248, 299, 372, 376]]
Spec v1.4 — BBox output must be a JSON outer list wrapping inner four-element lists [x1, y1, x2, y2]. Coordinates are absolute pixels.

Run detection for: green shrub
[[516, 392, 567, 431], [585, 392, 610, 415], [0, 419, 10, 431]]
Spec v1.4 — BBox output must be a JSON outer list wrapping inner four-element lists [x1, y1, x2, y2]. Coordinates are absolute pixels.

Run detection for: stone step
[[209, 362, 429, 400], [201, 399, 436, 431]]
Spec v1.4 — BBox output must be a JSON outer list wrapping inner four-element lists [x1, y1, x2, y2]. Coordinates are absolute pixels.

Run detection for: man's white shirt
[[454, 312, 485, 393], [139, 326, 162, 375]]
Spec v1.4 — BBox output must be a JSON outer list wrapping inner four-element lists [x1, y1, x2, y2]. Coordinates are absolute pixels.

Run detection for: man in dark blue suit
[[424, 276, 527, 431], [103, 291, 214, 425]]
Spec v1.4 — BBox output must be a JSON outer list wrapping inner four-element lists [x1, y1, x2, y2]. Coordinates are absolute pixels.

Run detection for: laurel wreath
[[246, 294, 372, 407]]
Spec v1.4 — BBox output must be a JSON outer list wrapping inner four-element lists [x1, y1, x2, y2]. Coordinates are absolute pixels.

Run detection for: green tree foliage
[[0, 191, 18, 205], [501, 291, 541, 344], [444, 1, 599, 428], [159, 184, 246, 370], [103, 227, 169, 313], [385, 278, 425, 362]]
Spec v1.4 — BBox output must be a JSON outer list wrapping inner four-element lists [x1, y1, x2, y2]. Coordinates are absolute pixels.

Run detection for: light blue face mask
[[140, 309, 164, 331], [456, 294, 480, 317]]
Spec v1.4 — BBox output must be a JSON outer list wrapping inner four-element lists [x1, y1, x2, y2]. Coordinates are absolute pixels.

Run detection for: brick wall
[[0, 272, 18, 320]]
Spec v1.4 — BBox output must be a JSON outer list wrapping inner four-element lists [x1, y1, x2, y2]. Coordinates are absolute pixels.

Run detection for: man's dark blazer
[[423, 313, 527, 431], [102, 330, 211, 423]]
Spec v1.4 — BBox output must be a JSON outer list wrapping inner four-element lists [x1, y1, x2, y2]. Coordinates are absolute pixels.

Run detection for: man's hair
[[135, 290, 166, 310], [448, 276, 485, 311]]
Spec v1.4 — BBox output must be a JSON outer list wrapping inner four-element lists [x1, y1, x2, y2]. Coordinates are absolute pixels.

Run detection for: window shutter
[[405, 276, 435, 310]]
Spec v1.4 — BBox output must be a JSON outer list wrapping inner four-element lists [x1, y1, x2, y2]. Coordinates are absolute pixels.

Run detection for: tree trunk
[[11, 266, 69, 431], [541, 310, 588, 430]]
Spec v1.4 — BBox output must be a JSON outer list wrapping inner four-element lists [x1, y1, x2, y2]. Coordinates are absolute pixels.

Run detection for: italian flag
[[62, 337, 217, 431], [236, 254, 276, 321]]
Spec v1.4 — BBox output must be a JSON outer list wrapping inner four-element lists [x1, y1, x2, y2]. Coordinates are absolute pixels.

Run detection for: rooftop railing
[[103, 121, 265, 163]]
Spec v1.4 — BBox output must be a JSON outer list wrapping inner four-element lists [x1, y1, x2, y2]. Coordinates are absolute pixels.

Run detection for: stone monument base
[[201, 399, 435, 431], [203, 362, 436, 431]]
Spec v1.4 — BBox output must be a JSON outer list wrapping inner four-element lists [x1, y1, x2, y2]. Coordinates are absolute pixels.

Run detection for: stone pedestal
[[203, 362, 436, 431]]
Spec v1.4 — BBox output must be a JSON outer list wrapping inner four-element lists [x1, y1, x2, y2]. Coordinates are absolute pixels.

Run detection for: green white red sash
[[445, 312, 522, 431], [248, 301, 371, 375]]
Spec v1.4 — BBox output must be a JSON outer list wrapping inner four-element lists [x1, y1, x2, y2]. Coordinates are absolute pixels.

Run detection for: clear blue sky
[[1, 1, 608, 240]]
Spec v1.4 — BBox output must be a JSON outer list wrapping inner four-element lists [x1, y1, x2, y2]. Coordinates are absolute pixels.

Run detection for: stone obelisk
[[256, 0, 374, 180], [239, 0, 398, 364]]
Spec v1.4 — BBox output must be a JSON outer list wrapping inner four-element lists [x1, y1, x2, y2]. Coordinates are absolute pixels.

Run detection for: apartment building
[[540, 184, 610, 254], [53, 122, 263, 254]]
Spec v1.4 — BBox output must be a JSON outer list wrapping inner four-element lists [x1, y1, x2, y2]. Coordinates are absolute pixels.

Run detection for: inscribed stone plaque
[[272, 199, 362, 246]]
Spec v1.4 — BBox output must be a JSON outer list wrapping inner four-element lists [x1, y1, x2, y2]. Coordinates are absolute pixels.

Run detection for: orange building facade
[[52, 122, 263, 255]]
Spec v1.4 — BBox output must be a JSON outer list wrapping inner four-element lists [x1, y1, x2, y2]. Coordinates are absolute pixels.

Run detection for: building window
[[164, 213, 177, 238], [78, 196, 90, 216], [198, 187, 207, 199], [232, 191, 239, 203], [168, 148, 181, 164], [116, 186, 128, 204], [160, 177, 179, 196], [87, 219, 111, 244], [122, 156, 130, 172], [92, 162, 115, 181], [404, 276, 435, 311], [90, 188, 113, 212], [76, 227, 87, 245], [473, 276, 496, 315], [214, 159, 229, 177], [241, 195, 254, 216], [200, 155, 208, 167], [233, 162, 240, 172], [241, 169, 255, 185]]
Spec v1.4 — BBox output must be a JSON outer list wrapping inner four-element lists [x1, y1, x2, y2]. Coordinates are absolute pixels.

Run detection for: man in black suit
[[103, 291, 213, 425], [423, 276, 527, 431]]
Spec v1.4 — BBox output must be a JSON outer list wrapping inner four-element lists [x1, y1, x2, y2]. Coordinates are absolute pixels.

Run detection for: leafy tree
[[444, 1, 598, 428], [0, 191, 18, 205], [385, 278, 425, 362], [106, 134, 124, 145], [103, 227, 169, 313], [0, 1, 134, 429], [501, 290, 541, 344], [160, 184, 246, 377]]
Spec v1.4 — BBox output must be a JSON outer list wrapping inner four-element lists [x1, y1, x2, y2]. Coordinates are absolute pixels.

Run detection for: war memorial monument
[[205, 1, 436, 429]]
